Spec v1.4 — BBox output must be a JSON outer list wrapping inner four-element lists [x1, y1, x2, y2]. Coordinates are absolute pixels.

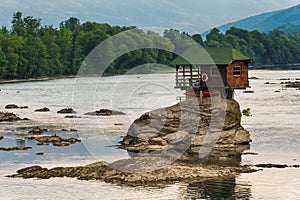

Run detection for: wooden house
[[172, 48, 253, 99]]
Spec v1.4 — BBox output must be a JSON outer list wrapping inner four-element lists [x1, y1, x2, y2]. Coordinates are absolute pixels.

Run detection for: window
[[233, 66, 241, 77], [211, 66, 219, 76]]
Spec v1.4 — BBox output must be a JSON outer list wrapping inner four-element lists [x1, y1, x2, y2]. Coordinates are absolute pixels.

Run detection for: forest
[[1, 12, 300, 80]]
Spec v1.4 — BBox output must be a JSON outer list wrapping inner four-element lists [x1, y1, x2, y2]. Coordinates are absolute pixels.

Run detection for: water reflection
[[182, 144, 251, 166], [182, 178, 252, 200], [16, 139, 26, 147]]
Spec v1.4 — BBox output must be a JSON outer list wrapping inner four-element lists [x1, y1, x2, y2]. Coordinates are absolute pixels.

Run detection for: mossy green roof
[[171, 47, 253, 65]]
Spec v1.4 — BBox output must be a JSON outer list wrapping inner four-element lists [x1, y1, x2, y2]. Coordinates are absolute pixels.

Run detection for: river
[[0, 70, 299, 199]]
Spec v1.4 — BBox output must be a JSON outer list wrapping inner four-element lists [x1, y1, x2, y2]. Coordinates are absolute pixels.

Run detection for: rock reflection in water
[[182, 178, 252, 200], [16, 139, 26, 147], [181, 144, 250, 166]]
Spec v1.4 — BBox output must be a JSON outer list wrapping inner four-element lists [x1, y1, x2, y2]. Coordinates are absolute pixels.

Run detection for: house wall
[[199, 65, 227, 88], [227, 62, 249, 89]]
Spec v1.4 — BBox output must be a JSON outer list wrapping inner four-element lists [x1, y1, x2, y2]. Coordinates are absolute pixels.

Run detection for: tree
[[60, 17, 80, 32], [24, 16, 41, 35], [191, 34, 204, 46], [11, 12, 26, 36]]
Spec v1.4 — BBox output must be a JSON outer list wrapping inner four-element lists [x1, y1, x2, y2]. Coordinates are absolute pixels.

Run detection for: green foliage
[[242, 108, 252, 117], [1, 12, 300, 80], [204, 27, 300, 65], [0, 12, 177, 79]]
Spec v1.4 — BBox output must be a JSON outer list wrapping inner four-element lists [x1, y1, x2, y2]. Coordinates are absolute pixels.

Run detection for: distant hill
[[0, 0, 298, 34], [206, 3, 300, 35]]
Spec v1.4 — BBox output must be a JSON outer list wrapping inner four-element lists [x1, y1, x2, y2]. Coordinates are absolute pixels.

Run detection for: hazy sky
[[1, 0, 300, 33]]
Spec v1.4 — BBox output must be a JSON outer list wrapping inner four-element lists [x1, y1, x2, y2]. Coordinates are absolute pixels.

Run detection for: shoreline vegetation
[[0, 66, 299, 85], [0, 66, 178, 84], [1, 12, 300, 81]]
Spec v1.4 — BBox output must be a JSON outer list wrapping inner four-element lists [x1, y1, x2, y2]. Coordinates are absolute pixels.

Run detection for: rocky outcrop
[[0, 112, 21, 122], [7, 158, 256, 186], [35, 107, 50, 112], [282, 81, 300, 89], [120, 98, 251, 166], [25, 135, 81, 147], [85, 109, 126, 116], [7, 98, 257, 186]]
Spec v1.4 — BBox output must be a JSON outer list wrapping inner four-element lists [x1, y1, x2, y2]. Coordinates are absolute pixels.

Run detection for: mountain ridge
[[0, 1, 299, 34], [213, 3, 300, 34]]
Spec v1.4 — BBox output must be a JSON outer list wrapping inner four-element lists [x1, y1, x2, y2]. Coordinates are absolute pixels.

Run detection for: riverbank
[[0, 67, 176, 85], [250, 63, 300, 70], [0, 76, 76, 85], [1, 66, 299, 85]]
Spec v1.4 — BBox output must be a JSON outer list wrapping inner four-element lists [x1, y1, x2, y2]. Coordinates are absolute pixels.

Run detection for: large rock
[[120, 98, 251, 166], [7, 158, 256, 186]]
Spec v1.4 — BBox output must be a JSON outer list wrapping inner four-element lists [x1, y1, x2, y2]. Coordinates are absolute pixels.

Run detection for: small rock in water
[[255, 164, 288, 168], [114, 123, 123, 126], [53, 142, 70, 147], [64, 115, 81, 118], [85, 109, 126, 116], [5, 104, 19, 109], [57, 108, 76, 114], [5, 104, 28, 109], [243, 90, 254, 93], [28, 127, 43, 135], [0, 135, 4, 140], [25, 135, 81, 147], [35, 107, 50, 112], [0, 146, 32, 151]]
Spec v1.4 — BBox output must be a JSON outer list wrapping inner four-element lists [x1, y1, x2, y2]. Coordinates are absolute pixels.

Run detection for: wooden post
[[190, 65, 193, 87], [199, 90, 203, 104], [176, 65, 179, 87], [183, 65, 186, 87]]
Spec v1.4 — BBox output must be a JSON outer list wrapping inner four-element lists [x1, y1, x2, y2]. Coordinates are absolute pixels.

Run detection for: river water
[[0, 70, 299, 200]]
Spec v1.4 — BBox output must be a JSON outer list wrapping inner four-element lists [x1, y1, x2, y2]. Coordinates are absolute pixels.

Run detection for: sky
[[0, 0, 300, 33]]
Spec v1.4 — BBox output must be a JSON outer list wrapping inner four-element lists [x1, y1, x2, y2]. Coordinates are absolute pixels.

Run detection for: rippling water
[[0, 71, 299, 200]]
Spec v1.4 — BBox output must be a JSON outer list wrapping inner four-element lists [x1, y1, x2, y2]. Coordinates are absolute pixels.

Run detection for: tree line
[[1, 12, 300, 80]]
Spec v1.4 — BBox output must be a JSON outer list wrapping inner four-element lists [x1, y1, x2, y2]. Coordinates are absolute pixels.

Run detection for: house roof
[[171, 47, 253, 65]]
